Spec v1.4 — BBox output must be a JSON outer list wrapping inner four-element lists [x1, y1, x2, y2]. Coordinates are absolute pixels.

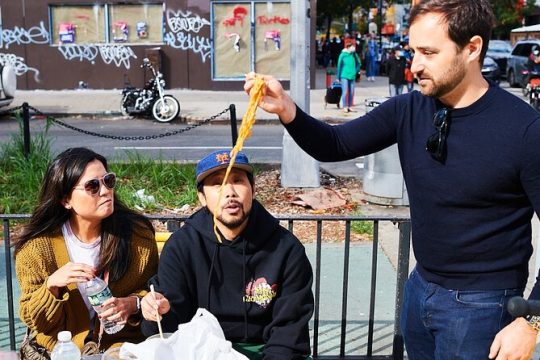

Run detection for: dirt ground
[[154, 167, 409, 243]]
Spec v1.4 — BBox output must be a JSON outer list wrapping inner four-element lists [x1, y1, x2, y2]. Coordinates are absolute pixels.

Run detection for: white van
[[0, 65, 16, 108]]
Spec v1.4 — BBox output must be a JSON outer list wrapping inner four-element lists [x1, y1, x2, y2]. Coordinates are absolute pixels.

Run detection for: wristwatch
[[525, 315, 540, 331]]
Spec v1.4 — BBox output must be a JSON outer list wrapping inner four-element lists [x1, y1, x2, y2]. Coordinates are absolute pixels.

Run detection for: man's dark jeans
[[401, 268, 523, 360]]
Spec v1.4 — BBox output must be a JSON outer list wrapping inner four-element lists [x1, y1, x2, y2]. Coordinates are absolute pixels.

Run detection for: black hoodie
[[141, 200, 314, 359]]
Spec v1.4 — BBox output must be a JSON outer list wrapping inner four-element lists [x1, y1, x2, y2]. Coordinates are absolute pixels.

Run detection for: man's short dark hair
[[409, 0, 495, 63]]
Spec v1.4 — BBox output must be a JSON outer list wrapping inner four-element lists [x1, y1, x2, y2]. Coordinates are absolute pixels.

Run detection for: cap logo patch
[[216, 153, 230, 164]]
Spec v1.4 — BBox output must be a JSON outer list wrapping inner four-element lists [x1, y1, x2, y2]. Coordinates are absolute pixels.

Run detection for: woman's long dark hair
[[13, 147, 154, 281]]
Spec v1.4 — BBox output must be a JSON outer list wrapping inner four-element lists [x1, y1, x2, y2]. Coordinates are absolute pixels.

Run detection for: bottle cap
[[58, 330, 72, 342]]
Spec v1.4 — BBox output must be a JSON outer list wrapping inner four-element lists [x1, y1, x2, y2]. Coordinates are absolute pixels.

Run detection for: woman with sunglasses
[[13, 147, 159, 354]]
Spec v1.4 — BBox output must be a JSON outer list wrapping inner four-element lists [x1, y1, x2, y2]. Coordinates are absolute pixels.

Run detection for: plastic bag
[[120, 308, 248, 360]]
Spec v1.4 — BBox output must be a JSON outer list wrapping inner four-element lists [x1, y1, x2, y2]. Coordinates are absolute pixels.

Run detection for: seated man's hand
[[141, 291, 170, 322]]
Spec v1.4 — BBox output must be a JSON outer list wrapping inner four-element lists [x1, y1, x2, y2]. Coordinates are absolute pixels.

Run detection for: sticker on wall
[[58, 22, 75, 45], [264, 30, 281, 51], [136, 22, 148, 39], [113, 21, 129, 42], [225, 32, 240, 52]]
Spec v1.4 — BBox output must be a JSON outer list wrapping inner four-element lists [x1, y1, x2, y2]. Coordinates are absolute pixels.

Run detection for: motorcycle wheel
[[152, 95, 180, 122], [120, 98, 129, 116]]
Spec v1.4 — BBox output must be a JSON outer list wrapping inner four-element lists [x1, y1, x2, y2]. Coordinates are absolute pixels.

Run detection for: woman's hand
[[141, 291, 170, 322], [244, 72, 297, 124], [99, 296, 137, 325], [46, 262, 95, 297]]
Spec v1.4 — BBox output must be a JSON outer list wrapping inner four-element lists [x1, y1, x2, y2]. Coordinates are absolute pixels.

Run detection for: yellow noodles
[[213, 75, 265, 243]]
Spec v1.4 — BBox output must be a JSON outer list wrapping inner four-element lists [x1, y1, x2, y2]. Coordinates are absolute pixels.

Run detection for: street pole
[[378, 0, 383, 51], [281, 0, 320, 188]]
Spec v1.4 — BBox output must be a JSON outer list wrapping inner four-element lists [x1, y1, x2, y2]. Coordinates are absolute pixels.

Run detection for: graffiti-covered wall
[[0, 0, 316, 90]]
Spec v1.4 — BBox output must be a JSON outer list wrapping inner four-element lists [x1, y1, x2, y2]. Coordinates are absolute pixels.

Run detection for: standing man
[[385, 46, 407, 96], [141, 150, 314, 360], [245, 0, 540, 359]]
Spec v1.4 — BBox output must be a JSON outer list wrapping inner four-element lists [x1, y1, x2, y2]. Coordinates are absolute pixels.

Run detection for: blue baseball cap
[[196, 149, 253, 185]]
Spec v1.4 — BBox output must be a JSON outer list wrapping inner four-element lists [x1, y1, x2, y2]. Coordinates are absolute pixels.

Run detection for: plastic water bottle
[[85, 277, 124, 334], [51, 331, 81, 360]]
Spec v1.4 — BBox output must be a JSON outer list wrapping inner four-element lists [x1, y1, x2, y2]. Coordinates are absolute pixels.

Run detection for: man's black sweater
[[284, 83, 540, 299]]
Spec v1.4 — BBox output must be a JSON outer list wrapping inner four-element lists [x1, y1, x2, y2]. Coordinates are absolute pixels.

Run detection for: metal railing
[[1, 214, 411, 359]]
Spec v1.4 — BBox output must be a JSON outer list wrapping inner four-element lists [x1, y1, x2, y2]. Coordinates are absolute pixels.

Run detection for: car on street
[[482, 56, 501, 83], [486, 40, 512, 78], [507, 39, 540, 87], [0, 65, 16, 108]]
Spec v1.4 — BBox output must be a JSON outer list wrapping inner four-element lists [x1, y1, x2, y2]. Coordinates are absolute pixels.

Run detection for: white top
[[62, 221, 101, 320]]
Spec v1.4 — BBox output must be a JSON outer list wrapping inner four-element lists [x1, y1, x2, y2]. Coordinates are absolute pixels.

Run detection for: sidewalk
[[10, 68, 391, 123]]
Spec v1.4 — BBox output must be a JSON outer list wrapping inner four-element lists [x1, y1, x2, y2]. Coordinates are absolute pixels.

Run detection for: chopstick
[[150, 284, 164, 340]]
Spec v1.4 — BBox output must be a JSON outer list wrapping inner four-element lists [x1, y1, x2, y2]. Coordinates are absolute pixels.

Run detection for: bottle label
[[87, 287, 112, 307]]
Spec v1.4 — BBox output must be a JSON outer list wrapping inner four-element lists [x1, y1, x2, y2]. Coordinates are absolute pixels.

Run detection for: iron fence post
[[22, 102, 30, 159], [229, 104, 238, 147], [392, 221, 411, 360], [3, 219, 16, 350]]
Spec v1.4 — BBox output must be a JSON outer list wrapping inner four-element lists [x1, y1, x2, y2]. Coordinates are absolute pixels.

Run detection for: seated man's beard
[[216, 207, 251, 229]]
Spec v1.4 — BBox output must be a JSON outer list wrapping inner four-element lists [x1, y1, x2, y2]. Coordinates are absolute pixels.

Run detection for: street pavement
[[9, 68, 390, 122]]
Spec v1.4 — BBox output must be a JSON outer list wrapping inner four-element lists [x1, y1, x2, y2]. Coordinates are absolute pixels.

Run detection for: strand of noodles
[[213, 75, 265, 243]]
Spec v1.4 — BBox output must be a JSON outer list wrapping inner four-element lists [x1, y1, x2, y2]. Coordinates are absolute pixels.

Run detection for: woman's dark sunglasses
[[426, 108, 449, 162], [73, 172, 117, 195]]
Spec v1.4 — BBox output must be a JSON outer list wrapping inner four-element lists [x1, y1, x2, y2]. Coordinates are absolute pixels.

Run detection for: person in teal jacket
[[336, 42, 361, 112]]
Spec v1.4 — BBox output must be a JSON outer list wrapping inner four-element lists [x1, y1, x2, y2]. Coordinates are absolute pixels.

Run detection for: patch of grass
[[111, 151, 198, 211], [0, 124, 199, 214], [351, 209, 374, 237], [0, 114, 54, 214]]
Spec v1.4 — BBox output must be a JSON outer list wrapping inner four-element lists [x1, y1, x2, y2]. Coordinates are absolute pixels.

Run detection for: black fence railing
[[1, 214, 411, 359]]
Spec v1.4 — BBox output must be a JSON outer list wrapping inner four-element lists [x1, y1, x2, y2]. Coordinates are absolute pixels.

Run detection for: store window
[[51, 5, 106, 44], [109, 4, 163, 44], [212, 1, 290, 80], [50, 4, 164, 45]]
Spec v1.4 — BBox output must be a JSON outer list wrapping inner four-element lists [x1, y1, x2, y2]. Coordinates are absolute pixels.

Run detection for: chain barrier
[[18, 104, 232, 141], [0, 105, 23, 117]]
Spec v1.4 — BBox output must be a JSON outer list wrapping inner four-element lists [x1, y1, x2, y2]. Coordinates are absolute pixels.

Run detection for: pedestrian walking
[[365, 33, 378, 81], [245, 0, 540, 358]]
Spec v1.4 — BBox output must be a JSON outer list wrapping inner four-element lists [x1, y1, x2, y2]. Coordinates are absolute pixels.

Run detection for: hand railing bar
[[1, 214, 410, 222], [339, 220, 351, 357], [312, 220, 323, 357], [367, 220, 380, 357], [3, 219, 16, 350], [392, 221, 411, 360]]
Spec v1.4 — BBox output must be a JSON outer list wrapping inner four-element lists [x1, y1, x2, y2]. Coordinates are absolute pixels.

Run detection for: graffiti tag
[[58, 45, 99, 64], [1, 22, 50, 49], [164, 32, 211, 63], [166, 9, 210, 33], [99, 45, 137, 69], [165, 9, 211, 63], [58, 44, 136, 69], [0, 53, 40, 81]]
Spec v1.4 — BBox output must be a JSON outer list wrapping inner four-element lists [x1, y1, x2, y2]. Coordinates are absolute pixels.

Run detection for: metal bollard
[[22, 102, 30, 159], [229, 104, 238, 147]]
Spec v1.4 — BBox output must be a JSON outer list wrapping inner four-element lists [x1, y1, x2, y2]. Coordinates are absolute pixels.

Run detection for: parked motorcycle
[[521, 70, 540, 111], [121, 58, 180, 122]]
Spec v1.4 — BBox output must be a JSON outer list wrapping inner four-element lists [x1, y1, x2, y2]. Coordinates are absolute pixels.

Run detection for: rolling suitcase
[[324, 81, 342, 108]]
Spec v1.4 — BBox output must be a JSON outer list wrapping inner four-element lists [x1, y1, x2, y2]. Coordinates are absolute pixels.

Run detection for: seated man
[[141, 149, 314, 359]]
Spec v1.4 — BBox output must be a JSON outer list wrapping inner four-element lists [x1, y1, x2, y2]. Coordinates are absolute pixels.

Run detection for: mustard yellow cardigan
[[15, 230, 159, 351]]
